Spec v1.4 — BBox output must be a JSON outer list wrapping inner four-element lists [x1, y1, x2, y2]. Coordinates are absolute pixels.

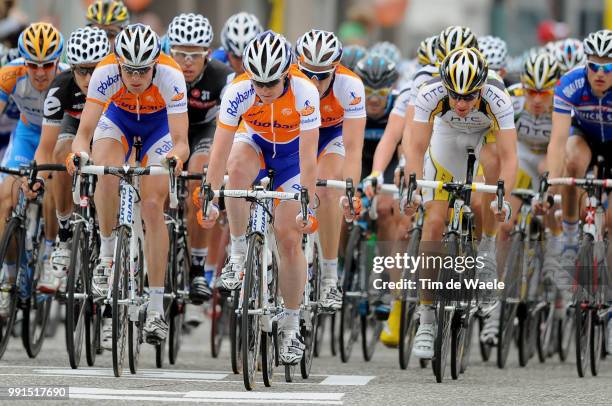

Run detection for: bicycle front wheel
[[399, 226, 420, 370], [128, 237, 144, 374], [112, 226, 130, 377], [0, 219, 23, 359], [242, 233, 263, 390], [66, 222, 88, 368], [339, 226, 361, 363]]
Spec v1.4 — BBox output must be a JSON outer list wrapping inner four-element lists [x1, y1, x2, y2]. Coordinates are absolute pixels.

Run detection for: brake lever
[[167, 157, 178, 209], [300, 187, 309, 223], [345, 178, 355, 217], [496, 180, 504, 213]]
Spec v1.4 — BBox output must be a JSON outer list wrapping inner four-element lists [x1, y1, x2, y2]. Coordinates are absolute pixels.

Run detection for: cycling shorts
[[318, 125, 345, 158], [188, 122, 216, 156], [234, 131, 301, 193], [93, 103, 172, 166], [2, 120, 40, 169], [571, 118, 612, 173], [58, 115, 80, 142]]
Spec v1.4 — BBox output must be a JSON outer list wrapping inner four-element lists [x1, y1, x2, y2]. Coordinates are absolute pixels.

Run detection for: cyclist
[[197, 30, 320, 365], [294, 29, 366, 311], [545, 30, 611, 338], [0, 44, 20, 161], [339, 44, 367, 71], [370, 41, 402, 65], [480, 51, 562, 344], [67, 23, 189, 346], [34, 27, 110, 294], [478, 35, 508, 78], [355, 54, 411, 347], [403, 47, 517, 358], [554, 37, 586, 75], [85, 0, 130, 50], [211, 12, 262, 75], [167, 13, 233, 304]]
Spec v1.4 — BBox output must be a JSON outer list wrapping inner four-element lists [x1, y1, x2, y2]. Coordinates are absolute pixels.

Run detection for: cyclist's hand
[[296, 208, 318, 234], [65, 151, 89, 176], [21, 177, 44, 200], [162, 153, 183, 176], [490, 199, 512, 223], [400, 192, 421, 217], [339, 195, 362, 222], [362, 171, 383, 199], [192, 186, 203, 209], [196, 203, 219, 229]]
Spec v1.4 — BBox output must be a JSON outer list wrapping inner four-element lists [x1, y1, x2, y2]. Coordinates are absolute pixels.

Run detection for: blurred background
[[0, 0, 609, 57]]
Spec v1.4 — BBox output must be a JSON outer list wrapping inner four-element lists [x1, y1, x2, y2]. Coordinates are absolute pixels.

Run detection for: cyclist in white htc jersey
[[403, 47, 517, 358]]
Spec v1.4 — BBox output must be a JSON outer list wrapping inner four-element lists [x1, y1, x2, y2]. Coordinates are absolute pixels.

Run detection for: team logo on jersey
[[281, 107, 292, 116], [171, 85, 185, 101], [349, 91, 361, 105], [300, 100, 315, 116], [323, 105, 333, 113]]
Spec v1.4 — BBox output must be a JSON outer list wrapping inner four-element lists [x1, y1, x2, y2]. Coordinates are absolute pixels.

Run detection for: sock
[[149, 287, 165, 315], [545, 233, 562, 256], [562, 220, 579, 246], [100, 234, 116, 258], [478, 233, 496, 254], [321, 258, 338, 286], [204, 263, 216, 285], [420, 305, 435, 324], [282, 308, 300, 331], [191, 247, 207, 279], [230, 234, 247, 259], [43, 239, 54, 260], [57, 211, 72, 242]]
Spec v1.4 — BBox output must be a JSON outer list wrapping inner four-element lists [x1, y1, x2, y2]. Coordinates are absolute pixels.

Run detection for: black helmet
[[354, 55, 398, 88], [340, 44, 367, 71]]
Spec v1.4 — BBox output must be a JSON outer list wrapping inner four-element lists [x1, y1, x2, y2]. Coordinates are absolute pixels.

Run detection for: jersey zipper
[[136, 94, 141, 121], [599, 96, 604, 143], [271, 102, 276, 158]]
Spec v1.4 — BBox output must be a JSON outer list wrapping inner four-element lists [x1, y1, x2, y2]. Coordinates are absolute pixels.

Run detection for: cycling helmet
[[221, 12, 262, 57], [114, 23, 160, 67], [370, 41, 402, 65], [243, 30, 291, 82], [1, 48, 20, 66], [18, 22, 64, 63], [66, 27, 110, 65], [167, 13, 213, 48], [340, 44, 367, 71], [86, 0, 129, 27], [417, 35, 437, 66], [440, 47, 488, 95], [521, 52, 559, 90], [583, 29, 612, 58], [436, 25, 478, 63], [354, 55, 398, 88], [555, 38, 586, 73], [478, 35, 508, 71], [295, 29, 342, 67], [160, 34, 170, 54]]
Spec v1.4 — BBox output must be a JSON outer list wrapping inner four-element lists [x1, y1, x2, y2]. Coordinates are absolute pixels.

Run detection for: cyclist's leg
[[316, 134, 344, 310]]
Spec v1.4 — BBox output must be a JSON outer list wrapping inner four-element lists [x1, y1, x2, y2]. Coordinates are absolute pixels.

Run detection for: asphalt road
[[0, 302, 610, 405]]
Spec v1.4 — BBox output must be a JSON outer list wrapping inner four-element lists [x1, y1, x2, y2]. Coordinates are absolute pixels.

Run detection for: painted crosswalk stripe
[[319, 375, 375, 386], [33, 368, 227, 380]]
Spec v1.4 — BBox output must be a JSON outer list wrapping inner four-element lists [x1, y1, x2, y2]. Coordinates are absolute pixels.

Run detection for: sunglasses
[[120, 64, 153, 76], [587, 61, 612, 74], [447, 89, 480, 101], [525, 88, 554, 97], [170, 48, 209, 62], [73, 66, 96, 76], [252, 78, 281, 89], [298, 63, 335, 81], [365, 86, 392, 98], [25, 60, 57, 70]]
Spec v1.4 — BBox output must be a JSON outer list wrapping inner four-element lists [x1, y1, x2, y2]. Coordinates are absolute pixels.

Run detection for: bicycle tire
[[169, 229, 188, 365], [536, 303, 554, 364], [230, 290, 241, 374], [111, 225, 130, 377], [128, 238, 144, 374], [301, 238, 320, 378], [574, 236, 593, 377], [399, 227, 421, 369], [0, 218, 22, 359], [66, 222, 88, 369], [450, 312, 464, 380], [339, 226, 361, 363], [262, 250, 279, 386], [242, 233, 263, 391], [313, 313, 325, 357]]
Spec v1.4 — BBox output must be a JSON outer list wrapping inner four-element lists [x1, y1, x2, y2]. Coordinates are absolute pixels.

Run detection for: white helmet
[[478, 35, 507, 71], [221, 12, 262, 57], [167, 13, 213, 48], [370, 41, 401, 65], [243, 30, 291, 82], [417, 35, 437, 66], [583, 29, 612, 58], [555, 38, 586, 73], [295, 29, 342, 67], [114, 23, 160, 67], [66, 27, 110, 65]]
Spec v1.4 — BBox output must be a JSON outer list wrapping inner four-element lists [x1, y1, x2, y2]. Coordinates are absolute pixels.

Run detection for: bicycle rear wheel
[[66, 222, 88, 368], [111, 226, 130, 377], [0, 219, 22, 360], [22, 261, 53, 359], [242, 233, 263, 390]]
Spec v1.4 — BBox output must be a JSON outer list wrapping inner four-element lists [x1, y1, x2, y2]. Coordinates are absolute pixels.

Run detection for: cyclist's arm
[[546, 112, 571, 179], [372, 112, 404, 174], [33, 124, 61, 180], [300, 127, 319, 206], [167, 111, 189, 163], [342, 116, 365, 181], [205, 125, 235, 194], [495, 128, 518, 197], [403, 120, 433, 181], [71, 101, 104, 154]]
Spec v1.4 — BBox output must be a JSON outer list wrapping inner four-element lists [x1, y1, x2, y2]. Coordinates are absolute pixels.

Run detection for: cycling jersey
[[43, 70, 85, 127], [217, 69, 321, 191], [88, 53, 188, 166], [390, 84, 411, 118], [362, 93, 399, 183], [318, 64, 366, 157], [0, 99, 19, 147], [553, 66, 612, 143], [408, 64, 438, 105], [509, 83, 552, 190], [415, 76, 514, 201], [187, 59, 232, 126]]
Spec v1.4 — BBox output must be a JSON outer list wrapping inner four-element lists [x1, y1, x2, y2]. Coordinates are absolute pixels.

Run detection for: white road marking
[[319, 375, 375, 386], [33, 368, 227, 380]]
